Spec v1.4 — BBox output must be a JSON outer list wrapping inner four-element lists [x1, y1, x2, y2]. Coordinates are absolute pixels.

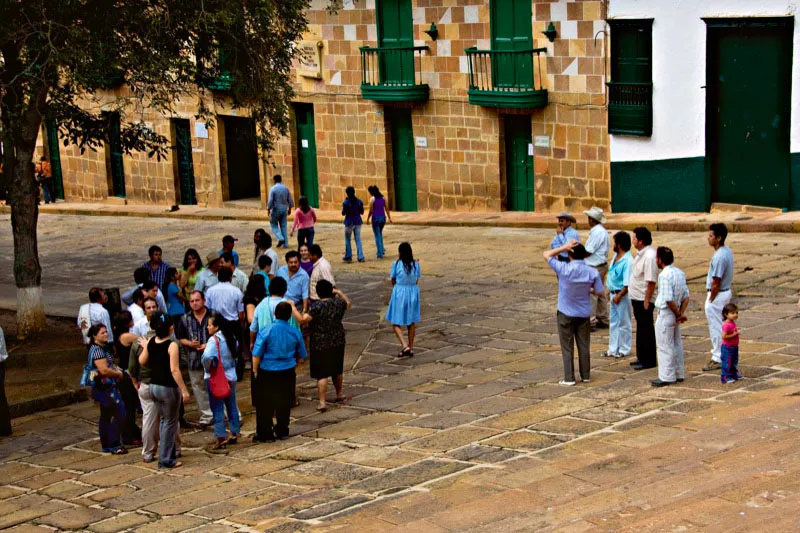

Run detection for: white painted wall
[[609, 0, 800, 162]]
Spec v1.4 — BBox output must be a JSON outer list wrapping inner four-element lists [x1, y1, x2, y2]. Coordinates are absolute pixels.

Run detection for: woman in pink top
[[290, 196, 317, 248]]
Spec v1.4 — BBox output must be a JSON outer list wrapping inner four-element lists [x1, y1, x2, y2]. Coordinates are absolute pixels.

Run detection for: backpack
[[208, 335, 231, 400]]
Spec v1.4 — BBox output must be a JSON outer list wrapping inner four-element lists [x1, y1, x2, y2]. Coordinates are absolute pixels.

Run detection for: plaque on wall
[[297, 41, 323, 79]]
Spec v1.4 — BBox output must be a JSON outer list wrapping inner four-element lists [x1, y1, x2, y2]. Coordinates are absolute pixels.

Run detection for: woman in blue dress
[[385, 242, 420, 357]]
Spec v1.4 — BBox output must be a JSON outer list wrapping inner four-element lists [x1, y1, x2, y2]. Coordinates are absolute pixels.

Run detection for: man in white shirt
[[195, 252, 222, 294], [121, 267, 167, 314], [127, 288, 146, 324], [77, 288, 114, 344], [309, 244, 335, 300], [220, 251, 249, 294], [628, 227, 659, 370], [583, 207, 610, 329], [653, 247, 690, 387], [132, 297, 159, 336], [205, 267, 244, 323]]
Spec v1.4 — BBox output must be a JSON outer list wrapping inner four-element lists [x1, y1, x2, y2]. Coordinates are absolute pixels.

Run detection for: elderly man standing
[[702, 223, 734, 372], [583, 207, 610, 329], [652, 247, 690, 387], [628, 227, 659, 371], [268, 175, 294, 248], [550, 212, 581, 262], [544, 240, 604, 386]]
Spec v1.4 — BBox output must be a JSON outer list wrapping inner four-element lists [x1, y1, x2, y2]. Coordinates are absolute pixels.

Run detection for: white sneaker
[[582, 379, 591, 383], [613, 353, 628, 358], [559, 380, 576, 386]]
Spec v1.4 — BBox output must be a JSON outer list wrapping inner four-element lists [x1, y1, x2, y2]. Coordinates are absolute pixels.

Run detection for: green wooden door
[[491, 0, 533, 88], [223, 116, 261, 200], [707, 19, 792, 208], [105, 112, 126, 198], [44, 119, 64, 200], [377, 0, 414, 85], [173, 119, 196, 205], [505, 115, 534, 211], [294, 103, 319, 207], [389, 109, 417, 212]]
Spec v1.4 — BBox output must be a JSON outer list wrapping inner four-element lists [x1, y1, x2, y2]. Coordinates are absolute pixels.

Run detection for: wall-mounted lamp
[[542, 22, 558, 42], [424, 22, 439, 41]]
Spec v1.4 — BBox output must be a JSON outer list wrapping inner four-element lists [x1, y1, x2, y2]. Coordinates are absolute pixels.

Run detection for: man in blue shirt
[[217, 235, 239, 267], [545, 240, 604, 386], [251, 302, 307, 441], [703, 223, 734, 372], [267, 175, 294, 249], [550, 212, 581, 261], [276, 250, 310, 313], [604, 231, 633, 358]]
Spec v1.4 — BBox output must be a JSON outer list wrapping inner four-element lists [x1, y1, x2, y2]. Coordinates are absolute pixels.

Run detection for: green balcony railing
[[360, 45, 430, 102], [607, 82, 653, 136], [465, 47, 548, 109]]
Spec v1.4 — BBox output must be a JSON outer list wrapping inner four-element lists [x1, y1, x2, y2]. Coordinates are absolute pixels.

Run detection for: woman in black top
[[138, 313, 190, 469], [300, 280, 351, 411]]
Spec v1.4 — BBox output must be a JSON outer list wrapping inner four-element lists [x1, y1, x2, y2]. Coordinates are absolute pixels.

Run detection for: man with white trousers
[[702, 223, 734, 372], [652, 247, 690, 387]]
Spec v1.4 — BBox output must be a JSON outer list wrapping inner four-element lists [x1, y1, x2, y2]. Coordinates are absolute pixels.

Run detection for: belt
[[707, 289, 731, 292], [609, 290, 623, 294], [589, 263, 608, 268]]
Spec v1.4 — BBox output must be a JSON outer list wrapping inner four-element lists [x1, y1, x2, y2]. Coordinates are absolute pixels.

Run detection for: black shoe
[[651, 379, 676, 387], [631, 363, 645, 370], [252, 434, 275, 443], [179, 419, 197, 429], [595, 322, 610, 329], [676, 378, 684, 383], [629, 361, 641, 367]]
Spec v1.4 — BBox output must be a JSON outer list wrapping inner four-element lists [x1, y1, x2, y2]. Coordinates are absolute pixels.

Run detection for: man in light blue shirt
[[267, 175, 294, 249], [251, 302, 307, 441], [653, 247, 690, 387], [545, 240, 604, 386], [703, 223, 734, 371], [276, 250, 309, 313], [583, 207, 610, 328], [550, 212, 581, 261], [605, 231, 633, 358]]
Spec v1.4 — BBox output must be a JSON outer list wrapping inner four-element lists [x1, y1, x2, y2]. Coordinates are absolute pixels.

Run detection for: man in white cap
[[551, 212, 580, 262], [584, 206, 610, 329]]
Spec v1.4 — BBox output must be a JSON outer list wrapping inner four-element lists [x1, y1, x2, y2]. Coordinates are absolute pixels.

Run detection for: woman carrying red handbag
[[201, 312, 241, 450]]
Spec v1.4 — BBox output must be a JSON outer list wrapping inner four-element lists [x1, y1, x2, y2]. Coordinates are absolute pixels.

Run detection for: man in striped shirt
[[141, 245, 171, 288], [652, 247, 690, 387]]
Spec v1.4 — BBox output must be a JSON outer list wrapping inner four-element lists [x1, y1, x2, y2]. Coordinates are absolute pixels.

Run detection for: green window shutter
[[608, 19, 653, 136]]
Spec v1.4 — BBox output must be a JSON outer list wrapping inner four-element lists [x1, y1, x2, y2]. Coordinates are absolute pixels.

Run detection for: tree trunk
[[10, 146, 46, 338]]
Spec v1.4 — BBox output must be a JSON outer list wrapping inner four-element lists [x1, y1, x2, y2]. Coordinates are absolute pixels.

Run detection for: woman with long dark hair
[[290, 196, 317, 248], [384, 242, 421, 357], [179, 249, 204, 302], [163, 267, 184, 319], [341, 186, 365, 262], [87, 324, 129, 454], [367, 185, 392, 259], [201, 311, 241, 450]]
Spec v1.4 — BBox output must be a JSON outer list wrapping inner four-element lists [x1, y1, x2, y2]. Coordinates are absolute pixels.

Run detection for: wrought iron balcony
[[607, 82, 653, 136], [360, 46, 430, 102], [465, 47, 548, 109]]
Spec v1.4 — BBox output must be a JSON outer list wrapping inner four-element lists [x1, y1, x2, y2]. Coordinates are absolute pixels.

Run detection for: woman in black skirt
[[300, 280, 351, 411]]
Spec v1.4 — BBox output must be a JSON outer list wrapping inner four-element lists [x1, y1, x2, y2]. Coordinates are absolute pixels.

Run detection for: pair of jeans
[[255, 368, 295, 439], [631, 300, 657, 367], [720, 344, 741, 383], [344, 224, 364, 260], [608, 293, 632, 356], [206, 379, 241, 439], [149, 384, 180, 468], [0, 362, 11, 436], [655, 310, 685, 382], [41, 179, 55, 204], [556, 312, 591, 382], [371, 217, 386, 258], [91, 385, 126, 452], [297, 227, 315, 248], [270, 208, 289, 246]]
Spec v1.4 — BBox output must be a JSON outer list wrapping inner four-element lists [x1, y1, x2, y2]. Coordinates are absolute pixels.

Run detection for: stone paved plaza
[[1, 215, 800, 531]]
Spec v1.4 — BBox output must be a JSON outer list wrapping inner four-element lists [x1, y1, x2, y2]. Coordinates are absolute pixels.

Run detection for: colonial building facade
[[35, 0, 800, 213]]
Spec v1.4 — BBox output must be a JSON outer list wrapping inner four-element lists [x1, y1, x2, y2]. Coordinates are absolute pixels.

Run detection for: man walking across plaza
[[702, 223, 734, 372], [309, 244, 335, 300], [628, 227, 659, 370], [652, 247, 690, 387], [583, 207, 610, 328], [550, 212, 580, 261], [544, 240, 604, 386], [141, 245, 171, 288], [268, 175, 294, 248], [176, 291, 213, 427], [604, 231, 633, 358]]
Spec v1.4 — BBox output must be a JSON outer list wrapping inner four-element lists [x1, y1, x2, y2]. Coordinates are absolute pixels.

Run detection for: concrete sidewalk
[[3, 201, 800, 232]]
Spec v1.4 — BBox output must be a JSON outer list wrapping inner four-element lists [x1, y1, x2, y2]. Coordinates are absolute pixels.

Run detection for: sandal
[[227, 435, 239, 445], [399, 347, 412, 357], [333, 396, 351, 404], [316, 405, 327, 412]]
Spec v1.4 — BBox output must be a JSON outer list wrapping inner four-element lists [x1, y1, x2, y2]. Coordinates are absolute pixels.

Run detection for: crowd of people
[[76, 202, 421, 465], [545, 209, 737, 388]]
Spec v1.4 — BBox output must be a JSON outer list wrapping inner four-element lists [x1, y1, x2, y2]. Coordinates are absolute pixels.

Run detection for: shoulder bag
[[208, 335, 231, 400]]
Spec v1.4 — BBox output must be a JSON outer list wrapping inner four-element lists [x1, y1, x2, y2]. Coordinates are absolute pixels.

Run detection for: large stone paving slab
[[3, 217, 800, 530]]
